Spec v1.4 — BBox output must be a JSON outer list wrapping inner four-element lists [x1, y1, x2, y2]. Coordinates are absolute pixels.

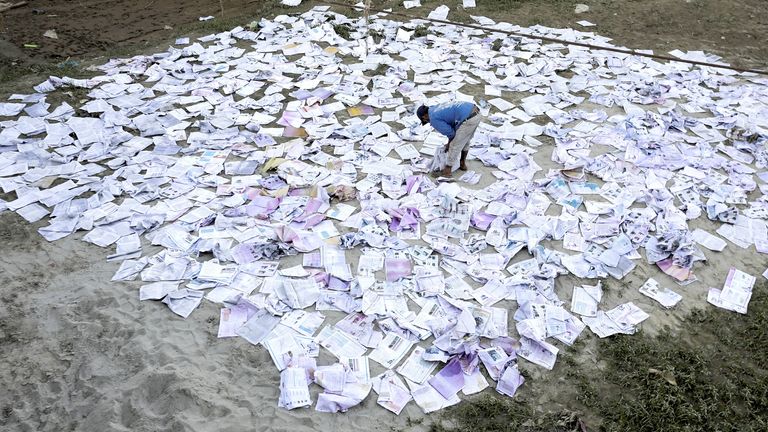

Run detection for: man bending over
[[417, 101, 481, 178]]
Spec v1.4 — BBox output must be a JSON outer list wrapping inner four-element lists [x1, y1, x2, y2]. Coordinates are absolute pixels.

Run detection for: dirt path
[[0, 0, 765, 70], [0, 0, 295, 66]]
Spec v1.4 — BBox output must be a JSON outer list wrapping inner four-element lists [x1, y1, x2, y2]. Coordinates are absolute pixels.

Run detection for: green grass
[[593, 287, 768, 432], [371, 63, 389, 76], [174, 1, 299, 34], [333, 23, 353, 40], [413, 24, 430, 38], [431, 395, 585, 432], [434, 284, 768, 432], [369, 28, 386, 43]]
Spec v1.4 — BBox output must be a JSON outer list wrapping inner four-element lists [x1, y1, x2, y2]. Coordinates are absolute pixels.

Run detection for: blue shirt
[[428, 102, 475, 140]]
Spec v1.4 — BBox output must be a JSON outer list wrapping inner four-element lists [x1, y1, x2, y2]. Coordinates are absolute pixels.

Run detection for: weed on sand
[[433, 284, 768, 432], [431, 395, 585, 432]]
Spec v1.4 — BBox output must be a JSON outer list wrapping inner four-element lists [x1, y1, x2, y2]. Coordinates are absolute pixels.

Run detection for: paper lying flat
[[708, 268, 755, 314], [691, 229, 727, 252], [496, 365, 525, 397], [639, 278, 682, 308], [218, 305, 250, 338], [407, 378, 461, 414], [518, 337, 558, 370], [140, 281, 180, 301], [4, 1, 768, 418], [327, 203, 356, 221], [237, 309, 281, 345], [427, 5, 450, 20], [369, 332, 414, 369], [428, 358, 465, 399], [372, 371, 412, 415], [278, 367, 312, 410], [162, 289, 203, 318], [397, 346, 439, 384], [583, 303, 649, 338], [571, 283, 602, 316], [462, 368, 489, 395], [342, 356, 371, 384], [316, 326, 368, 359]]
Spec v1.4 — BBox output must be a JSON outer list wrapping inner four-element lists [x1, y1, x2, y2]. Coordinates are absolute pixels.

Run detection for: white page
[[278, 367, 312, 410], [237, 309, 281, 345], [691, 228, 727, 252], [397, 346, 439, 384], [639, 278, 682, 308], [369, 332, 415, 369], [315, 326, 367, 359]]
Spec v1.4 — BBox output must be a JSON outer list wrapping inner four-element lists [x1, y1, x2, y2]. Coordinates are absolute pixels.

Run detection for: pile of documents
[[0, 3, 766, 414]]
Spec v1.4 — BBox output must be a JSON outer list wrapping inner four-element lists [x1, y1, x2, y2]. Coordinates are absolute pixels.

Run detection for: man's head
[[417, 105, 429, 125]]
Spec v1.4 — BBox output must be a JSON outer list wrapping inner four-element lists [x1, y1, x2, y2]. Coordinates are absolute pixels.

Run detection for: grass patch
[[413, 24, 430, 38], [591, 286, 768, 432], [431, 395, 585, 432], [334, 23, 353, 40], [371, 63, 389, 76], [369, 29, 386, 44], [175, 2, 297, 35], [435, 284, 768, 432]]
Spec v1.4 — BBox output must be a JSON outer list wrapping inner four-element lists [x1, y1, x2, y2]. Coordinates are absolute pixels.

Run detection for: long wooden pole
[[0, 1, 28, 13]]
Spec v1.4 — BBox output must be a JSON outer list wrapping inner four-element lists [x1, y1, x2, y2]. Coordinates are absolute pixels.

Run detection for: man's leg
[[452, 115, 481, 173], [441, 140, 461, 177], [445, 132, 470, 175]]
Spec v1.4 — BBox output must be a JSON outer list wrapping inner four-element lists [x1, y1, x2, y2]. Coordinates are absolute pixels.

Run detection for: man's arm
[[443, 137, 452, 152], [430, 118, 456, 151]]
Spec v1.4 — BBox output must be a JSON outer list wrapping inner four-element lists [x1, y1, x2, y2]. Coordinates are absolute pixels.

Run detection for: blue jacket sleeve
[[430, 118, 456, 140]]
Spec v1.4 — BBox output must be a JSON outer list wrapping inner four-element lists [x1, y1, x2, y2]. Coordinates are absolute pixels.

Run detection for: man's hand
[[443, 139, 451, 153]]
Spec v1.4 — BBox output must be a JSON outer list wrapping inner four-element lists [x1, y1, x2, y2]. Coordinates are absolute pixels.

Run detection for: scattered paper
[[639, 278, 682, 308], [708, 268, 755, 314], [0, 4, 765, 418]]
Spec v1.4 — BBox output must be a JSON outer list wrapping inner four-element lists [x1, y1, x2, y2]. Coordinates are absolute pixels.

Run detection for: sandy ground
[[0, 211, 434, 431], [1, 1, 767, 431]]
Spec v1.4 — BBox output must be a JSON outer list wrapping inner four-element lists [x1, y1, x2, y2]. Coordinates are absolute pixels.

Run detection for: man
[[417, 101, 481, 178]]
